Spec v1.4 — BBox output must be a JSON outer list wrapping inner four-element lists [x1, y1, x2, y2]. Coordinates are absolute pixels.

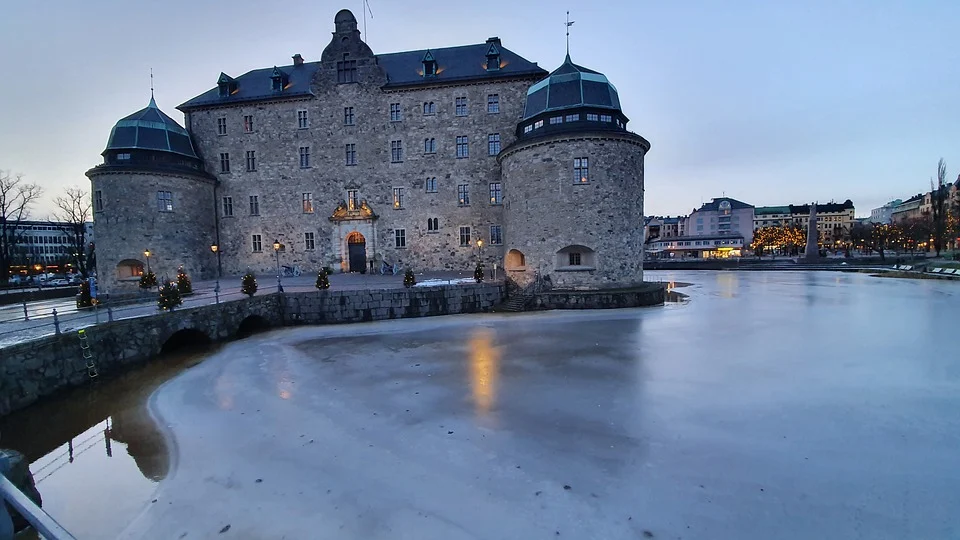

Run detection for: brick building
[[88, 9, 649, 293]]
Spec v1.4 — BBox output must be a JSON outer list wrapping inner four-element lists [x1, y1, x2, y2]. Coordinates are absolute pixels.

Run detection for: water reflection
[[468, 327, 500, 421]]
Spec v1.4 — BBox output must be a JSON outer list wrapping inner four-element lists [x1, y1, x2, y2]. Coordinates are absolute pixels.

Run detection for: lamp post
[[476, 238, 484, 264], [210, 244, 221, 303], [143, 249, 152, 276], [273, 240, 283, 293]]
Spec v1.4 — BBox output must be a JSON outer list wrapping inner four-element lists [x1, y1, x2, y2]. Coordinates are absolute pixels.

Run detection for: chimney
[[486, 36, 501, 47], [292, 54, 304, 66]]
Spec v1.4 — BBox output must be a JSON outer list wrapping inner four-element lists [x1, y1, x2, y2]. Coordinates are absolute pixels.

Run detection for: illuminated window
[[347, 190, 359, 211], [534, 120, 543, 129], [157, 191, 173, 212], [393, 187, 404, 209], [302, 193, 314, 213], [523, 125, 533, 134], [457, 184, 470, 206], [489, 225, 502, 245], [573, 157, 589, 184], [489, 182, 502, 205], [243, 115, 254, 132], [459, 226, 471, 246]]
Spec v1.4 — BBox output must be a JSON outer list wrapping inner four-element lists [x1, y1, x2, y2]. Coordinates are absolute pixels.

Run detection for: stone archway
[[347, 231, 367, 273], [505, 249, 526, 271]]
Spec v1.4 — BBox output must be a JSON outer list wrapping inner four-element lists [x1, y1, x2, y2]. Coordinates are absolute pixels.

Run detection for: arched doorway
[[506, 249, 526, 270], [347, 231, 366, 272]]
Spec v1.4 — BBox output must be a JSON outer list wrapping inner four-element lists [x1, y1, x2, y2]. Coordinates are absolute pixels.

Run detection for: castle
[[87, 9, 650, 294]]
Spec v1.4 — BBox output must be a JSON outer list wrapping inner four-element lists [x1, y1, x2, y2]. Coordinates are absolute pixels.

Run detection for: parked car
[[44, 278, 71, 287], [8, 275, 24, 285]]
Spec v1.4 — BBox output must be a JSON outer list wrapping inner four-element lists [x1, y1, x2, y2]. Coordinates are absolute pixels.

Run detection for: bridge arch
[[160, 328, 212, 355], [236, 315, 271, 338]]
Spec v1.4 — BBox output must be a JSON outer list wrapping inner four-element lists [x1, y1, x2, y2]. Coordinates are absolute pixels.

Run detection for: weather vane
[[566, 11, 575, 57]]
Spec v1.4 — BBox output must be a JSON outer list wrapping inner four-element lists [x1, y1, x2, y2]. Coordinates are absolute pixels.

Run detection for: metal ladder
[[78, 329, 99, 379]]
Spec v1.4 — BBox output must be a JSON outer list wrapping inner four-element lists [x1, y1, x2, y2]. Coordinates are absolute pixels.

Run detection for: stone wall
[[535, 284, 665, 310], [0, 283, 503, 417], [88, 169, 217, 296], [500, 132, 648, 289]]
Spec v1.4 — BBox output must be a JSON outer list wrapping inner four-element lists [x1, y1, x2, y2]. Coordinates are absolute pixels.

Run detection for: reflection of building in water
[[468, 328, 500, 420], [108, 409, 169, 481]]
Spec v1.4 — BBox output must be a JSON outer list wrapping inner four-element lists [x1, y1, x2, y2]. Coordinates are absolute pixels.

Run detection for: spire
[[150, 68, 154, 100], [565, 11, 575, 58]]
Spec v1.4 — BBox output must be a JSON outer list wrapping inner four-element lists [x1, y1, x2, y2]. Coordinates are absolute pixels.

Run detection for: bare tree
[[0, 170, 43, 282], [930, 159, 949, 257], [51, 186, 93, 277]]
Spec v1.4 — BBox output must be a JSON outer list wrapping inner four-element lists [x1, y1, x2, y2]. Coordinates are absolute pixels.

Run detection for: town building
[[869, 199, 901, 224], [3, 220, 94, 275], [753, 206, 791, 229], [686, 197, 755, 247], [890, 194, 923, 224], [87, 9, 649, 294], [753, 200, 855, 247], [643, 216, 681, 242], [646, 234, 745, 259]]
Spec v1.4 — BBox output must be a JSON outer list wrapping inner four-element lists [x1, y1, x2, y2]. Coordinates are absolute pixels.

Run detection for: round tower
[[499, 55, 650, 290], [86, 96, 217, 295]]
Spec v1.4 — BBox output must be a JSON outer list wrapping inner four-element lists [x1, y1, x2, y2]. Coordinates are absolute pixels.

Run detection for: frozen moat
[[5, 270, 960, 539]]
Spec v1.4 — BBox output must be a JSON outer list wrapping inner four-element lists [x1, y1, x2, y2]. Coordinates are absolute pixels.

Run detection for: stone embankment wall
[[535, 284, 665, 310], [0, 284, 504, 416]]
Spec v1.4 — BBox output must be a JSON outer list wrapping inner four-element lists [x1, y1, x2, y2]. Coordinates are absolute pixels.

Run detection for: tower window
[[456, 136, 469, 158], [455, 97, 468, 116], [395, 228, 407, 248], [423, 102, 436, 115], [391, 140, 403, 162], [424, 138, 436, 154], [427, 217, 439, 232], [217, 117, 227, 135], [393, 187, 404, 209], [390, 103, 402, 122], [302, 193, 314, 213], [249, 195, 259, 215], [243, 115, 254, 132], [297, 110, 309, 129], [344, 107, 355, 125], [222, 196, 233, 217], [157, 191, 173, 212], [345, 143, 357, 166], [94, 190, 103, 212], [252, 234, 262, 252], [487, 133, 500, 155], [299, 146, 311, 168], [573, 157, 589, 184], [219, 152, 230, 173], [489, 225, 502, 245], [425, 177, 437, 193], [245, 150, 256, 171], [489, 182, 502, 205]]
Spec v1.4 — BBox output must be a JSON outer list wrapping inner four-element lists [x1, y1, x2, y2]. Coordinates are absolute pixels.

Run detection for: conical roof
[[521, 55, 621, 120], [104, 96, 200, 158]]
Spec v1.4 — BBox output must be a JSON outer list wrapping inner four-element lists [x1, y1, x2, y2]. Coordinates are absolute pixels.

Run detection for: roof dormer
[[270, 66, 289, 92], [422, 50, 437, 77], [485, 37, 501, 71], [217, 73, 237, 97]]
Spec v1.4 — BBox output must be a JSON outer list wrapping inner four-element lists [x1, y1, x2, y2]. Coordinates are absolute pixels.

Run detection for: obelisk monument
[[804, 203, 821, 261]]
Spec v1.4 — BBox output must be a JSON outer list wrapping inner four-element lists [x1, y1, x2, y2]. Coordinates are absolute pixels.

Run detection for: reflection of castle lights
[[468, 328, 500, 419]]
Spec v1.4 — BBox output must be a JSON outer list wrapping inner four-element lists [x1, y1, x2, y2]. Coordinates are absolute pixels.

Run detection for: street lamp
[[143, 249, 152, 276], [211, 244, 221, 303], [476, 238, 484, 264], [273, 240, 284, 293]]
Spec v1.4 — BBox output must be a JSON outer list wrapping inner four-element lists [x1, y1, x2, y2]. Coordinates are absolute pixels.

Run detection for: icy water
[[3, 271, 960, 539]]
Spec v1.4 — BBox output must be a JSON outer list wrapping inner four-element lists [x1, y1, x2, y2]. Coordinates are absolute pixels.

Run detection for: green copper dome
[[104, 96, 200, 159], [522, 55, 622, 120]]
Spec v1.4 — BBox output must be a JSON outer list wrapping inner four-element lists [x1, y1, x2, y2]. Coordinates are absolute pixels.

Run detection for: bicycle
[[281, 265, 303, 277], [379, 261, 403, 275]]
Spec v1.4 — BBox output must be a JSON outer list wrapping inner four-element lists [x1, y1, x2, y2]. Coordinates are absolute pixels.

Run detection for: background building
[[3, 220, 94, 275], [869, 199, 901, 224]]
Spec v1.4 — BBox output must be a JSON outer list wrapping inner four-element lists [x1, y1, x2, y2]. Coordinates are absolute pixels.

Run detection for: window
[[427, 217, 439, 232], [302, 193, 314, 213], [455, 97, 468, 116], [489, 182, 502, 205], [549, 116, 562, 125], [345, 143, 356, 166], [425, 177, 437, 193], [534, 119, 544, 129], [490, 225, 502, 245], [423, 102, 436, 115], [395, 228, 407, 248], [116, 153, 131, 160], [488, 133, 500, 155], [217, 117, 227, 135], [157, 191, 173, 212], [573, 157, 589, 184], [424, 138, 436, 154], [249, 195, 259, 215], [219, 152, 230, 173], [243, 115, 254, 132], [222, 196, 233, 217], [393, 187, 404, 209], [487, 94, 499, 114], [94, 190, 103, 212], [297, 110, 309, 129], [245, 150, 256, 171], [337, 60, 357, 83], [347, 190, 359, 211], [458, 184, 470, 206], [523, 125, 533, 134], [390, 103, 402, 122], [600, 114, 612, 122], [304, 232, 315, 250], [569, 252, 582, 266], [344, 107, 355, 125], [252, 235, 262, 252], [391, 140, 403, 162], [459, 226, 472, 246], [565, 114, 580, 122], [299, 146, 310, 168], [456, 136, 469, 158], [586, 113, 599, 121]]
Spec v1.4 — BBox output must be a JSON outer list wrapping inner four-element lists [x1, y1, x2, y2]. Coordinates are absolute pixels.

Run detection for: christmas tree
[[77, 279, 93, 308], [139, 271, 157, 290], [316, 268, 330, 290], [176, 266, 193, 295], [241, 271, 258, 297], [404, 268, 416, 288], [158, 281, 182, 311], [474, 263, 484, 283]]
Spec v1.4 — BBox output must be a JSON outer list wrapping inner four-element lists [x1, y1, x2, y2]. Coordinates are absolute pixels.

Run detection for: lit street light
[[211, 244, 221, 303], [273, 240, 284, 293]]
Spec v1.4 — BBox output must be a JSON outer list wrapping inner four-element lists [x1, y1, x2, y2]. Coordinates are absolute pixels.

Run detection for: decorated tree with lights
[[139, 270, 157, 290], [158, 280, 182, 311], [241, 271, 258, 297], [474, 262, 484, 283], [315, 268, 330, 290], [403, 268, 416, 288], [76, 279, 93, 309], [176, 266, 193, 295]]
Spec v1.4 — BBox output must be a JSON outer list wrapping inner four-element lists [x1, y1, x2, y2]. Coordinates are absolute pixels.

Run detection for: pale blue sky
[[2, 0, 958, 218]]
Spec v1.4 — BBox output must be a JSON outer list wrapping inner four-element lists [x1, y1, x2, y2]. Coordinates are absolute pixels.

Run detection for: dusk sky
[[2, 0, 958, 219]]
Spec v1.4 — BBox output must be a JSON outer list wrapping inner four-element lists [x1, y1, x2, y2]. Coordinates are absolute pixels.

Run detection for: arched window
[[555, 245, 596, 271], [506, 249, 526, 271], [117, 259, 144, 280]]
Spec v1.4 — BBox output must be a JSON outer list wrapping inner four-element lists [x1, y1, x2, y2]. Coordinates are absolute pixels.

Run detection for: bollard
[[52, 308, 61, 335], [107, 305, 114, 322], [22, 300, 29, 321]]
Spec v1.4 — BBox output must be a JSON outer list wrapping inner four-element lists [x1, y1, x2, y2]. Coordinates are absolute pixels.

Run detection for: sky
[[1, 0, 958, 219]]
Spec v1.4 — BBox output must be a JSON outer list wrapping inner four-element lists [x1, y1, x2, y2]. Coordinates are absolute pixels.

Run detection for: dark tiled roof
[[179, 43, 546, 110], [754, 205, 791, 215], [695, 197, 754, 212], [522, 54, 621, 119], [789, 200, 854, 214], [379, 43, 546, 88], [106, 97, 199, 159]]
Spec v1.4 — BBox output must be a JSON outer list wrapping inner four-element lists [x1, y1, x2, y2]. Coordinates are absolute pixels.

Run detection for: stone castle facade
[[88, 9, 649, 294]]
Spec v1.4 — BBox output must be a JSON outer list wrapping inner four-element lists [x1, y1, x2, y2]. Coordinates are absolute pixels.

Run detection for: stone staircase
[[498, 291, 534, 312]]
